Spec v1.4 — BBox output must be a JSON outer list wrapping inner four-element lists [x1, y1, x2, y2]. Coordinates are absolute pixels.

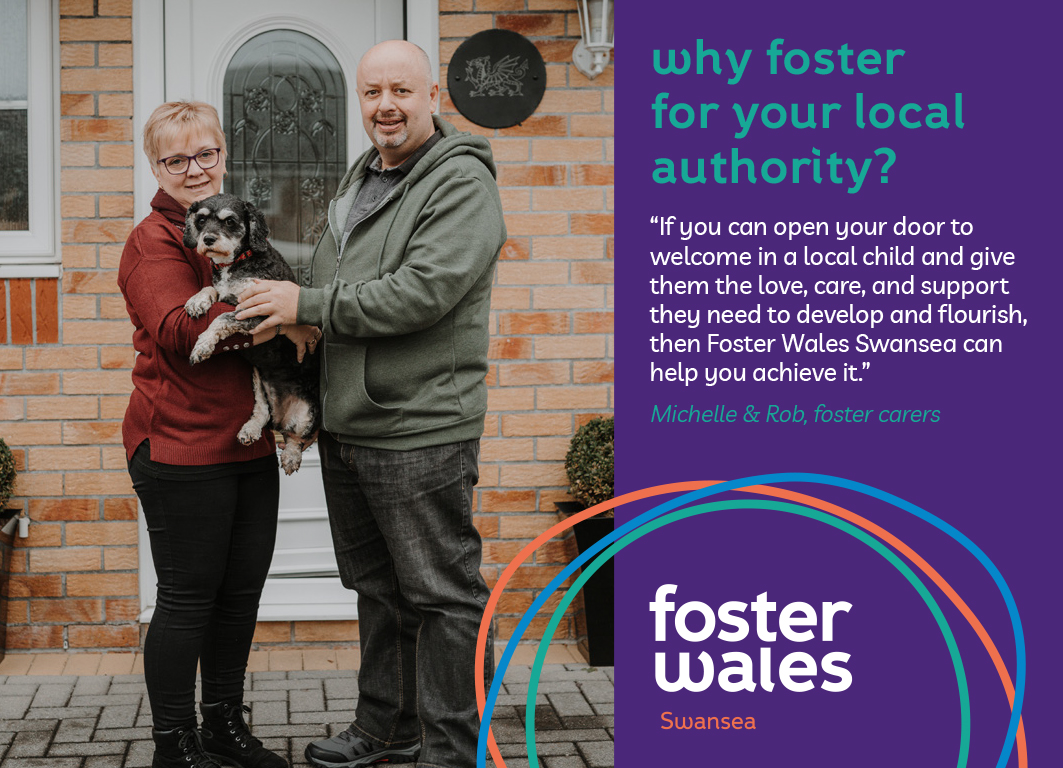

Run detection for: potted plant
[[0, 436, 19, 664], [556, 416, 614, 666]]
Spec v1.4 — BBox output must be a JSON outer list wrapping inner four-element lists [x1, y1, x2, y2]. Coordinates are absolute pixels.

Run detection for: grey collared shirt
[[342, 130, 442, 239]]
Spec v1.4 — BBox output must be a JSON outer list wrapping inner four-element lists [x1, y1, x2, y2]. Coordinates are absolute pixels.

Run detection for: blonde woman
[[119, 101, 315, 768]]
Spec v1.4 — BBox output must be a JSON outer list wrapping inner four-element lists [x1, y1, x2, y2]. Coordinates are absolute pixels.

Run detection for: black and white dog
[[183, 193, 320, 474]]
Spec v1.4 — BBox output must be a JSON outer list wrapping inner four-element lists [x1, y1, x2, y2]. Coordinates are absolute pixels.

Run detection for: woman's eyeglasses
[[157, 148, 222, 175]]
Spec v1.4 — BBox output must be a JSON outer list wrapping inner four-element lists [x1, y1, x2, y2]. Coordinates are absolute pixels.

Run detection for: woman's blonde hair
[[143, 101, 227, 162]]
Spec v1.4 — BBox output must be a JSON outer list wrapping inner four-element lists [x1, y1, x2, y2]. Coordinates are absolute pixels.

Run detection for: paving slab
[[48, 741, 128, 756], [496, 693, 550, 706], [7, 728, 56, 758], [325, 697, 356, 711], [124, 740, 154, 768], [502, 741, 581, 757], [291, 709, 354, 725], [250, 671, 288, 681], [289, 687, 325, 712], [538, 668, 611, 681], [2, 684, 40, 697], [108, 683, 148, 695], [54, 717, 98, 743], [287, 670, 336, 680], [577, 740, 615, 768], [323, 678, 358, 698], [23, 706, 101, 720], [93, 728, 145, 742], [544, 756, 588, 768], [30, 683, 74, 708], [508, 681, 583, 695], [244, 689, 289, 702], [83, 756, 126, 768], [0, 718, 59, 733], [560, 716, 613, 730], [253, 679, 325, 691], [73, 676, 112, 696], [98, 704, 140, 730], [0, 696, 33, 719], [69, 694, 142, 707], [576, 681, 614, 703], [547, 692, 595, 718], [536, 729, 612, 744]]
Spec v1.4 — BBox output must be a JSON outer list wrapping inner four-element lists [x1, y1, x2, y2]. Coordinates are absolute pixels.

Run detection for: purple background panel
[[613, 2, 1061, 765]]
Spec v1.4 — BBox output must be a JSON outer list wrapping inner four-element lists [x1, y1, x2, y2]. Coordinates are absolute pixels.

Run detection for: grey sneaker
[[304, 728, 419, 768]]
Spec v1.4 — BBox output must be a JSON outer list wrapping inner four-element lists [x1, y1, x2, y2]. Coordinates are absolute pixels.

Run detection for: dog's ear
[[183, 208, 199, 249], [246, 203, 271, 252]]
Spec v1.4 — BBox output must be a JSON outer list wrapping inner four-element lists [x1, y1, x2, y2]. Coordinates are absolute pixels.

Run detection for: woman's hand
[[282, 324, 323, 363]]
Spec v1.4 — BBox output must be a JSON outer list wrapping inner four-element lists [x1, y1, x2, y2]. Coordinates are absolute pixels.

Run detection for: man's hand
[[236, 280, 301, 336]]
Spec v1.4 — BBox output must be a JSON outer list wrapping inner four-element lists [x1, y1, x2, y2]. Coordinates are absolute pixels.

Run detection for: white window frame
[[0, 0, 58, 278]]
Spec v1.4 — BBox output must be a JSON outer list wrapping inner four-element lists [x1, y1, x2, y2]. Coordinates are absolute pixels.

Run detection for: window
[[0, 0, 56, 277], [223, 29, 347, 286]]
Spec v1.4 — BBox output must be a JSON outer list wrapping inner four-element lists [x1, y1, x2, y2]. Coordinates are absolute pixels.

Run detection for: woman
[[119, 101, 318, 768]]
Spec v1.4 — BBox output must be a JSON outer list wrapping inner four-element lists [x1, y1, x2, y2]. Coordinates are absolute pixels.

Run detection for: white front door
[[135, 0, 435, 622]]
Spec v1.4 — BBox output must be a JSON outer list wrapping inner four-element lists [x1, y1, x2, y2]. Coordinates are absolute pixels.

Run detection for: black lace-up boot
[[200, 701, 289, 768], [152, 725, 224, 768]]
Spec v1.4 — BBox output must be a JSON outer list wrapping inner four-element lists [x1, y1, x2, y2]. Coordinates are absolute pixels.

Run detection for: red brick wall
[[1, 0, 612, 653], [0, 280, 59, 345], [440, 0, 614, 646], [2, 0, 139, 652]]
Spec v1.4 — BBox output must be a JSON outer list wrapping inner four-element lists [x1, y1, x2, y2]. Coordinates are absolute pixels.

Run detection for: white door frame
[[133, 0, 440, 622]]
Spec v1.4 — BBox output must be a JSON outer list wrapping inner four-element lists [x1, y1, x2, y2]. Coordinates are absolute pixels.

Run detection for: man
[[236, 40, 505, 768]]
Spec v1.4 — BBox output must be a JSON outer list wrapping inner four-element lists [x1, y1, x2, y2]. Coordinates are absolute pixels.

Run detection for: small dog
[[182, 193, 320, 474]]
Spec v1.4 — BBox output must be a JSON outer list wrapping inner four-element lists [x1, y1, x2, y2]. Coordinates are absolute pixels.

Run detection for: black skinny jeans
[[128, 441, 279, 729]]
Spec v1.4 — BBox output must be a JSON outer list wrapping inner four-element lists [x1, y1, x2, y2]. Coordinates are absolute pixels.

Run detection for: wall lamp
[[572, 0, 614, 80]]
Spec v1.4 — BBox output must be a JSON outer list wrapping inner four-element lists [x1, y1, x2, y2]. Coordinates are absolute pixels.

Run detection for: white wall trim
[[405, 0, 441, 88], [133, 0, 165, 224]]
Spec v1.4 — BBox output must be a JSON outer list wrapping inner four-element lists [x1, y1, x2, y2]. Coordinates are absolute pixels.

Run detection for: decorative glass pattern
[[224, 30, 347, 285]]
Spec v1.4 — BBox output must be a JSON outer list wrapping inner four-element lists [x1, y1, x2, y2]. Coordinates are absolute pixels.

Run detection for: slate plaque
[[447, 29, 546, 129]]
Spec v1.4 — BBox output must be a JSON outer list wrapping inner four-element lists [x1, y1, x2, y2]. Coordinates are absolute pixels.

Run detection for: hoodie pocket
[[324, 344, 403, 435]]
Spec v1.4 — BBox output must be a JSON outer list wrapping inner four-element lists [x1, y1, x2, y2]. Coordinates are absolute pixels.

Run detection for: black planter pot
[[556, 502, 613, 666], [0, 509, 18, 664]]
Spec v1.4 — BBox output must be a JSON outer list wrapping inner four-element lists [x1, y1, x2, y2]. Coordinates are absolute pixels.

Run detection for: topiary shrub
[[0, 437, 16, 510], [564, 416, 614, 514]]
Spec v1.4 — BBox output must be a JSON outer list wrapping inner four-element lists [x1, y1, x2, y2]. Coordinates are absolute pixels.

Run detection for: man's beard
[[373, 112, 409, 149]]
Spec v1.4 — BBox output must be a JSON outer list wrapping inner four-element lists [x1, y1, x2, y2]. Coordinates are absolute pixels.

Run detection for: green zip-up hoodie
[[296, 117, 506, 450]]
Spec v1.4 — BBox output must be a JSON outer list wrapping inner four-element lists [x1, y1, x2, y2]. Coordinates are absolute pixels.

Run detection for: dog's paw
[[280, 442, 303, 475], [237, 422, 263, 445], [189, 339, 215, 365], [184, 288, 218, 318]]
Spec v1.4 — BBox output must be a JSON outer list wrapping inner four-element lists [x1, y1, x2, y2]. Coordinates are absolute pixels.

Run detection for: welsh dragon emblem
[[465, 54, 530, 97]]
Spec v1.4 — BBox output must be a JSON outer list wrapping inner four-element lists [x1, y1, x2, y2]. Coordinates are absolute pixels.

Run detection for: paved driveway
[[0, 664, 614, 768]]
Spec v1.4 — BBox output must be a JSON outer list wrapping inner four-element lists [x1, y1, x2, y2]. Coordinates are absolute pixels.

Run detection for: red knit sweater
[[118, 189, 276, 464]]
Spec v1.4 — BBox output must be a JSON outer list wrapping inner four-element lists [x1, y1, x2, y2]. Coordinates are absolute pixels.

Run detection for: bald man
[[237, 41, 505, 768]]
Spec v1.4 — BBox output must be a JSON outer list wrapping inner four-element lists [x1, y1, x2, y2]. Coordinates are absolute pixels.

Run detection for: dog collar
[[210, 249, 253, 272]]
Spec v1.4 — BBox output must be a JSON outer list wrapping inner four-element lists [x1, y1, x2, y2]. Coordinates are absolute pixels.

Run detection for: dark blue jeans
[[318, 431, 494, 768], [128, 441, 279, 730]]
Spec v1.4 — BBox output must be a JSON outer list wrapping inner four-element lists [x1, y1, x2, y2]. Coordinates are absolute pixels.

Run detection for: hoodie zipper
[[335, 187, 401, 270], [320, 185, 407, 419]]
